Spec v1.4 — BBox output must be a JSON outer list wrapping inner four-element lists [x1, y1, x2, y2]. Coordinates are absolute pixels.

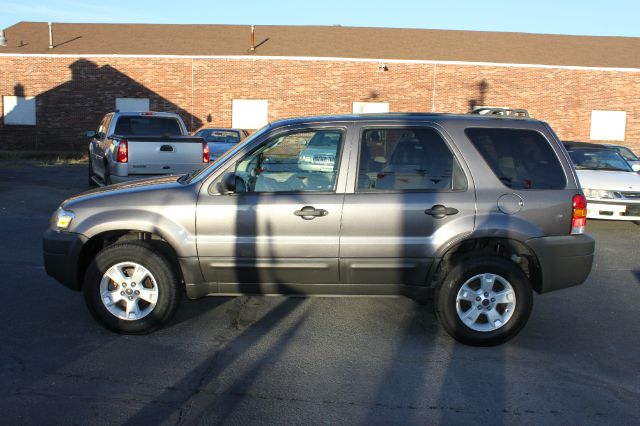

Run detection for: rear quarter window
[[465, 128, 566, 189]]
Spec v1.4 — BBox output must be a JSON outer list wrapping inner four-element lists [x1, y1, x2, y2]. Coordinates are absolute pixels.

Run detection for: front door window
[[233, 129, 344, 193]]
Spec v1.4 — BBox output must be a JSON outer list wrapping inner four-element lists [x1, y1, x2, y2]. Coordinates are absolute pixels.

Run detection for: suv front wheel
[[435, 256, 533, 346], [83, 242, 181, 334]]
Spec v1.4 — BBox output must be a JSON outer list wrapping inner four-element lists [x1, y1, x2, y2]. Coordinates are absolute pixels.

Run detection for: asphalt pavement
[[0, 162, 639, 425]]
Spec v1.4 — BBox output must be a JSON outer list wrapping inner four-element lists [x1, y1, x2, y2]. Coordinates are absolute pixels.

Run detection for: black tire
[[87, 155, 97, 187], [435, 256, 533, 346], [83, 242, 181, 334], [103, 161, 112, 186]]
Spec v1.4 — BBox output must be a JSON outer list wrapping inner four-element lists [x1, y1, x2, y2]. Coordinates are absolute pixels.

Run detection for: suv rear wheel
[[83, 242, 181, 334], [435, 256, 533, 346]]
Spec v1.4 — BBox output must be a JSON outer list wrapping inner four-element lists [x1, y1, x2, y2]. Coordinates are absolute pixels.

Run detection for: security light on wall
[[377, 63, 388, 72]]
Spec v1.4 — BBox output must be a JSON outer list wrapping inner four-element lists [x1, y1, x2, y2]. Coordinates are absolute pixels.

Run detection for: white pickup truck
[[87, 111, 209, 185]]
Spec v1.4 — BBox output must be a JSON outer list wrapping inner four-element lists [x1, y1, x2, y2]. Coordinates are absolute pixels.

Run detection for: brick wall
[[1, 55, 639, 152]]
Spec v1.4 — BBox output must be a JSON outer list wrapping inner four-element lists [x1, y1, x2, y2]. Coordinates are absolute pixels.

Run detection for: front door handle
[[294, 206, 329, 220], [424, 204, 459, 219]]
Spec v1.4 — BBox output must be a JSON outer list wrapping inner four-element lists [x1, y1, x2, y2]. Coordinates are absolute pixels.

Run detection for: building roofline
[[1, 53, 640, 73]]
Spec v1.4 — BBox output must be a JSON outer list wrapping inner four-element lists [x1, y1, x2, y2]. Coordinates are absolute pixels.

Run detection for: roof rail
[[470, 107, 530, 118]]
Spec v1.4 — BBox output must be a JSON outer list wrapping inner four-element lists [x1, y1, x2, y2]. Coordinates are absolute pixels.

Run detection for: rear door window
[[465, 128, 566, 189], [356, 127, 467, 192]]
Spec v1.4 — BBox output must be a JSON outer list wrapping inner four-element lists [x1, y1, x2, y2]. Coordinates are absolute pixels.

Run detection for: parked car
[[194, 128, 249, 161], [87, 111, 209, 185], [297, 130, 342, 172], [564, 142, 640, 221], [603, 144, 640, 171], [44, 113, 594, 346]]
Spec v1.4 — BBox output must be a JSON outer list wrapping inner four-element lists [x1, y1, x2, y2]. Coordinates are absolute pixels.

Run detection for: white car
[[565, 143, 640, 222]]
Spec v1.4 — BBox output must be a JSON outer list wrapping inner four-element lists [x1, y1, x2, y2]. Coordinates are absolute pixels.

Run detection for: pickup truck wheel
[[87, 156, 97, 187], [435, 256, 532, 346], [103, 162, 112, 186], [83, 242, 181, 334]]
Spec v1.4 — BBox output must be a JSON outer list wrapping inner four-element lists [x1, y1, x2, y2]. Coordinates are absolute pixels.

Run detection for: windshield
[[613, 146, 639, 162], [195, 129, 242, 143], [567, 148, 633, 172], [181, 125, 271, 184]]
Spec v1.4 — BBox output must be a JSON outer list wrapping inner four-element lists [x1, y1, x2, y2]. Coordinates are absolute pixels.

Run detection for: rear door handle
[[424, 204, 459, 219], [294, 206, 329, 220], [160, 145, 174, 152]]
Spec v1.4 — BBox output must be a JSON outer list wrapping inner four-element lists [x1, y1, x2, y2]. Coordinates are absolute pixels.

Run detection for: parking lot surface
[[1, 162, 639, 425]]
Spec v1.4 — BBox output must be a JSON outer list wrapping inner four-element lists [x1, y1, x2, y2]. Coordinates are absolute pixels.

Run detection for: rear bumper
[[42, 229, 87, 291], [109, 161, 206, 184], [586, 201, 640, 221], [526, 234, 595, 293]]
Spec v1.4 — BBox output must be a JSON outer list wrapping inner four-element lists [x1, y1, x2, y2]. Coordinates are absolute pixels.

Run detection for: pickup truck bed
[[116, 135, 206, 177]]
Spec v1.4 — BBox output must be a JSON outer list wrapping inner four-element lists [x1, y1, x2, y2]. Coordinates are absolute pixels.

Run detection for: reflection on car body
[[298, 130, 342, 172]]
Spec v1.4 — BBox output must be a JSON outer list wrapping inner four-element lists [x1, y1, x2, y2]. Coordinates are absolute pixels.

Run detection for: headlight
[[583, 188, 616, 199], [55, 208, 75, 230]]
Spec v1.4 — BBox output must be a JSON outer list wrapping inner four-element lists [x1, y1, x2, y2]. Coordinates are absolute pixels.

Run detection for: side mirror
[[86, 131, 97, 138], [216, 172, 237, 194], [632, 164, 640, 172]]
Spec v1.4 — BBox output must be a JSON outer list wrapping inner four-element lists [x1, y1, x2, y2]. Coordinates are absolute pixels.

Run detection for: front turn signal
[[56, 209, 75, 230]]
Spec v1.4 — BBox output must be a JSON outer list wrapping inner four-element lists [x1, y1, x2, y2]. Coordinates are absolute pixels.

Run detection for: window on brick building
[[116, 98, 150, 112], [232, 99, 268, 129], [590, 110, 626, 141], [353, 102, 389, 114], [3, 96, 36, 126]]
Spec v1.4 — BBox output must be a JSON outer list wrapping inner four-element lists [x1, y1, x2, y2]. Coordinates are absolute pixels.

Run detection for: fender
[[74, 208, 197, 257]]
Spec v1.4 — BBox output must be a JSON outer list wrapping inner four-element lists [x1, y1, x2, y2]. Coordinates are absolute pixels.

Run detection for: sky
[[1, 0, 640, 37]]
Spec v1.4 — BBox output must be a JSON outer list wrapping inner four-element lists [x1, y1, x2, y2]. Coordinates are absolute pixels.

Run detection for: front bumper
[[586, 200, 640, 221], [42, 229, 87, 291], [526, 234, 595, 293]]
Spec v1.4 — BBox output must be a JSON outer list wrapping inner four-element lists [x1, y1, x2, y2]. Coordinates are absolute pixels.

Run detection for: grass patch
[[0, 151, 87, 166]]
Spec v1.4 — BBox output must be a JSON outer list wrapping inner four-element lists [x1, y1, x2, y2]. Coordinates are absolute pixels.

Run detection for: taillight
[[202, 142, 210, 163], [571, 194, 587, 234], [116, 140, 128, 163]]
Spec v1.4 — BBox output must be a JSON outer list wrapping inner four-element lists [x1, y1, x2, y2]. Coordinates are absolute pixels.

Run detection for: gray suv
[[43, 113, 594, 346]]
